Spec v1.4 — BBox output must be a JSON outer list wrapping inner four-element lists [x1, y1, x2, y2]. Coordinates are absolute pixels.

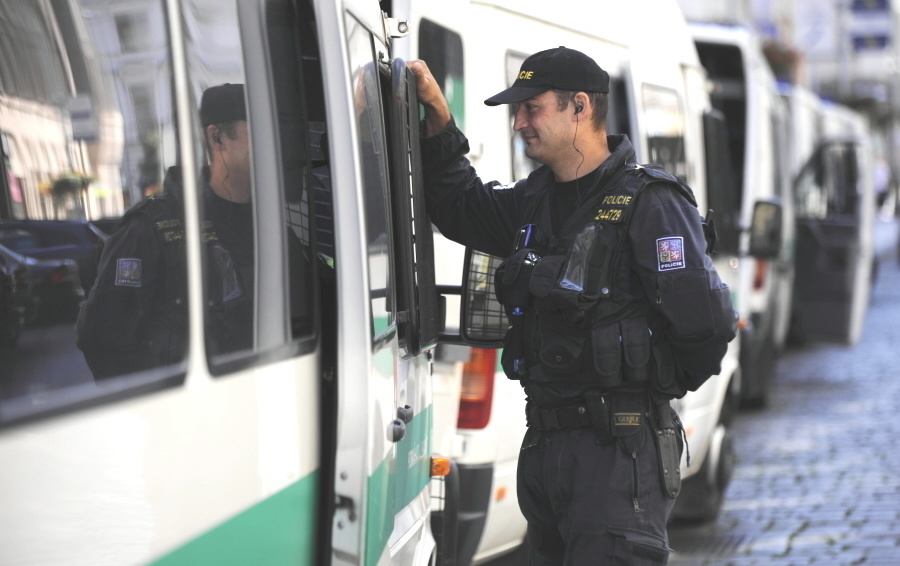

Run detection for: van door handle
[[392, 405, 413, 442], [391, 419, 406, 442], [397, 405, 413, 423]]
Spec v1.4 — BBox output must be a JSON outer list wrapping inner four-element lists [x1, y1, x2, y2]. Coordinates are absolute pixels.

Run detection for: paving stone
[[668, 220, 900, 566]]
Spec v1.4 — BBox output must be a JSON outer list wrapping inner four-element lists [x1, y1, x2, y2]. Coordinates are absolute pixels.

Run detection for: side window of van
[[771, 111, 790, 206], [346, 16, 397, 344], [795, 149, 828, 220], [179, 0, 258, 372], [184, 0, 320, 373], [642, 84, 687, 179], [607, 78, 632, 140], [0, 0, 328, 423], [504, 52, 539, 180], [0, 0, 181, 419], [825, 144, 860, 216], [418, 20, 465, 131]]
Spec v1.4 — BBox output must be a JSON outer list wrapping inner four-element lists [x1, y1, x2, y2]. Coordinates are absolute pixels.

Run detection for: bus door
[[328, 4, 440, 565]]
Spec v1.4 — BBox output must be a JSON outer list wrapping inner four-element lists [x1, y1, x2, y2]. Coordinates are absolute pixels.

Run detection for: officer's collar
[[572, 134, 634, 202]]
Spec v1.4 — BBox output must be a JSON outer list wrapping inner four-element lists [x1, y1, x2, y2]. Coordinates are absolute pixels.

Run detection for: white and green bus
[[0, 0, 446, 564]]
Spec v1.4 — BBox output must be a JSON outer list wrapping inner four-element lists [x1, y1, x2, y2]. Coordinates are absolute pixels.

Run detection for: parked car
[[0, 220, 106, 293], [0, 254, 24, 349], [0, 243, 84, 323], [0, 245, 34, 326]]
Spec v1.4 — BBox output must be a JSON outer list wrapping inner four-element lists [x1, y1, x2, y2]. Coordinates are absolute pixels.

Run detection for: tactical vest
[[497, 163, 700, 398]]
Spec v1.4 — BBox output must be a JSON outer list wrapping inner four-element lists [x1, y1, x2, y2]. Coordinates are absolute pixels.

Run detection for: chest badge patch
[[115, 258, 143, 287], [656, 236, 685, 271]]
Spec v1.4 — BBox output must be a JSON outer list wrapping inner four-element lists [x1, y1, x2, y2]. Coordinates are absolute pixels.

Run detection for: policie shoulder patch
[[115, 258, 143, 287], [656, 236, 685, 271]]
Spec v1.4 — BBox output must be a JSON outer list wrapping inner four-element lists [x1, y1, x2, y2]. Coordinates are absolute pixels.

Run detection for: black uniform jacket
[[76, 167, 254, 379], [421, 120, 737, 402]]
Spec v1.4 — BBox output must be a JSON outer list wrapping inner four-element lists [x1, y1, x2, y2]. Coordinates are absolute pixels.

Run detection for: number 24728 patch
[[656, 236, 685, 271]]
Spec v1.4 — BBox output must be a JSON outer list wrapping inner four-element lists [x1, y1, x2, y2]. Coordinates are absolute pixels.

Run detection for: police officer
[[76, 84, 254, 379], [409, 48, 736, 564]]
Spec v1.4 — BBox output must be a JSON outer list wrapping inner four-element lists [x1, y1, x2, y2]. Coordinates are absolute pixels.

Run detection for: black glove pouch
[[495, 248, 541, 314]]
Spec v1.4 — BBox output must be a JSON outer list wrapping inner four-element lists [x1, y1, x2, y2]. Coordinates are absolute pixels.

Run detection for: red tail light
[[50, 266, 69, 285], [753, 259, 767, 291], [457, 348, 497, 430]]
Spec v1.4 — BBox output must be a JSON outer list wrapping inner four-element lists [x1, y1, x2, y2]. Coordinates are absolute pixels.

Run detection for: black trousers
[[517, 424, 675, 565]]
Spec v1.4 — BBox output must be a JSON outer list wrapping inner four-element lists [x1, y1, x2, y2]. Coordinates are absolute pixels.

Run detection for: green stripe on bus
[[365, 405, 433, 566], [151, 471, 318, 566]]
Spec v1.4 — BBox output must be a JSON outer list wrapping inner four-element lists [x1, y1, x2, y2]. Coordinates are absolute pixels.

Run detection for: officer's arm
[[76, 216, 163, 379], [419, 119, 523, 258], [631, 184, 737, 390]]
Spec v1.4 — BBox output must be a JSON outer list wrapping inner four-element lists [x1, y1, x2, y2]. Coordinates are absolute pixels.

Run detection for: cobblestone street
[[669, 220, 900, 565]]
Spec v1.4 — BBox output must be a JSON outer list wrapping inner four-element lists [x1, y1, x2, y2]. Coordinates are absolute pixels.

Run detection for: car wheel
[[739, 325, 777, 408]]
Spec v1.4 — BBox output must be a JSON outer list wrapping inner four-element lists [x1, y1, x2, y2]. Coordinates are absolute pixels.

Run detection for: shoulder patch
[[656, 236, 685, 271], [115, 258, 142, 287]]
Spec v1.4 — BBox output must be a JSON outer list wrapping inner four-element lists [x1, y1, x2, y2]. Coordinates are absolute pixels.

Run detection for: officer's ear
[[571, 93, 588, 119], [207, 125, 223, 146]]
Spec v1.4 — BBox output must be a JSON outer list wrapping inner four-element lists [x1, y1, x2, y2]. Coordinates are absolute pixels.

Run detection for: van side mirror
[[459, 247, 507, 348], [748, 200, 783, 258]]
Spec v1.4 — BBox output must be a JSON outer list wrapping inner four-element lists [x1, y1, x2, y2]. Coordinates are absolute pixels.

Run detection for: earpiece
[[575, 102, 583, 114], [213, 129, 222, 144]]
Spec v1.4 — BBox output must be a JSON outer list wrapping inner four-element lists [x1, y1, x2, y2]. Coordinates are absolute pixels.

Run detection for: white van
[[789, 97, 876, 345], [395, 0, 747, 561], [0, 0, 445, 564], [686, 22, 795, 407]]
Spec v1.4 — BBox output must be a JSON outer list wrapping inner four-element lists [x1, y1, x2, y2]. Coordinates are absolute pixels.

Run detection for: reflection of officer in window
[[77, 84, 254, 379]]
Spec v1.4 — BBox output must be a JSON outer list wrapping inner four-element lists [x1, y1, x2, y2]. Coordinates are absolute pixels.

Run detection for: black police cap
[[200, 83, 246, 126], [484, 47, 609, 106]]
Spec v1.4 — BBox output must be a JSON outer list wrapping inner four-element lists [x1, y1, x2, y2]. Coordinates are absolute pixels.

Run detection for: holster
[[653, 401, 685, 499]]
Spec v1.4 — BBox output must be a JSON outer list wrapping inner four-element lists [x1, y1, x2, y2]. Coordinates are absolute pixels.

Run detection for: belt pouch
[[611, 392, 645, 455], [501, 323, 528, 380], [583, 390, 612, 444], [620, 318, 651, 383], [591, 321, 622, 388]]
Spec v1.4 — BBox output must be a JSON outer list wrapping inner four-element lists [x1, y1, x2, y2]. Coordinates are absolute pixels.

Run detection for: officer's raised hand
[[407, 60, 451, 136]]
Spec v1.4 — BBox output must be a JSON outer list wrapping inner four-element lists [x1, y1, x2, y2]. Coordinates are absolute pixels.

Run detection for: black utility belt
[[526, 390, 650, 440]]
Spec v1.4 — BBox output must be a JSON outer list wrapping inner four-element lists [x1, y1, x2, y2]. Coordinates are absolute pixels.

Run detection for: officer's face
[[512, 91, 575, 167], [220, 121, 252, 203]]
